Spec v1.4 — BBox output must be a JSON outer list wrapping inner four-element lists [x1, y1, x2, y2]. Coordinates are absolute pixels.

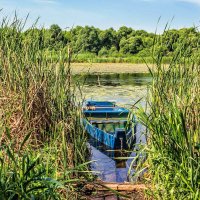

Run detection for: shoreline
[[71, 63, 153, 74]]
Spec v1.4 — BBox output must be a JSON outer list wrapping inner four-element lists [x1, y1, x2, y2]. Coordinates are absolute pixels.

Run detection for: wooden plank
[[83, 182, 148, 191]]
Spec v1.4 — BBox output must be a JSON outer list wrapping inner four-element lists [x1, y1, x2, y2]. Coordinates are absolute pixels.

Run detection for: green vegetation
[[1, 11, 199, 199], [135, 32, 200, 199], [19, 24, 200, 63], [0, 15, 93, 199]]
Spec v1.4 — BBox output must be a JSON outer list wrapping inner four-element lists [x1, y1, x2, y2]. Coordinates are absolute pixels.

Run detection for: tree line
[[8, 24, 200, 59]]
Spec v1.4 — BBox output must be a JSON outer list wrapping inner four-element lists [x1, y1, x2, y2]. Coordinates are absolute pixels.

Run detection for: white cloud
[[139, 0, 200, 5], [178, 0, 200, 6], [33, 0, 58, 4]]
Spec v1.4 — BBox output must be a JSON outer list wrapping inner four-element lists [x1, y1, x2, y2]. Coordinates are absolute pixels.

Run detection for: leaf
[[20, 132, 32, 151], [5, 127, 11, 141], [24, 155, 40, 177], [6, 147, 16, 164]]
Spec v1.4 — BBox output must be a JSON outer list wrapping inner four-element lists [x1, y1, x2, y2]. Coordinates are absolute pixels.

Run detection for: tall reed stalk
[[136, 28, 200, 199], [0, 14, 91, 199]]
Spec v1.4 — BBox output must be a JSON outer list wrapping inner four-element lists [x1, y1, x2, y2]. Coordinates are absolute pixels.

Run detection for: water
[[76, 73, 151, 105], [79, 73, 151, 182]]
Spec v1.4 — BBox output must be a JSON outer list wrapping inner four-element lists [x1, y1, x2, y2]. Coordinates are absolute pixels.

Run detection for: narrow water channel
[[78, 73, 151, 182]]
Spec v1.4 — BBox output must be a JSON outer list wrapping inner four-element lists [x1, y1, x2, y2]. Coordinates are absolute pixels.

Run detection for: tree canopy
[[13, 25, 200, 59]]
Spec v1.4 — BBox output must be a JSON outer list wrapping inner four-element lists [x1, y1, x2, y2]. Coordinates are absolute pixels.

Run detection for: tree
[[119, 37, 129, 54], [119, 36, 143, 54], [108, 46, 118, 56], [98, 47, 109, 57], [143, 37, 153, 48], [117, 26, 133, 51], [73, 26, 101, 54], [99, 28, 117, 50], [117, 26, 133, 39], [162, 29, 179, 52], [135, 30, 148, 37], [16, 25, 200, 59], [48, 24, 66, 50], [129, 36, 143, 54]]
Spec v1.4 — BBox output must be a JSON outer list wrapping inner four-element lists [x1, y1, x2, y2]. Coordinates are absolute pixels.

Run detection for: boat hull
[[83, 101, 136, 149], [83, 119, 136, 149]]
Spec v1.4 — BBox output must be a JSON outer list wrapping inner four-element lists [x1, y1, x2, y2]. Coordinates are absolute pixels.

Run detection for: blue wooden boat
[[83, 101, 136, 149]]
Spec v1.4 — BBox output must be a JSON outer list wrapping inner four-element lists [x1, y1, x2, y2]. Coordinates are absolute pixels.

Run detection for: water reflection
[[74, 73, 151, 87], [80, 73, 150, 182], [88, 123, 146, 182]]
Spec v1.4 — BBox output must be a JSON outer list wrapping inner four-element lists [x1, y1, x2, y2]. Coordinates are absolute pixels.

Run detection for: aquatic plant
[[135, 27, 200, 199], [0, 13, 91, 199]]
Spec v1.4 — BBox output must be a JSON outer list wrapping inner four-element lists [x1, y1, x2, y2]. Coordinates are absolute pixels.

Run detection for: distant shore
[[71, 63, 154, 74]]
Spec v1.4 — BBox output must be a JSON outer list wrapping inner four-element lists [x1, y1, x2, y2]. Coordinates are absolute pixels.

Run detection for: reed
[[45, 51, 172, 64], [70, 53, 172, 64], [0, 14, 92, 199], [135, 28, 200, 199]]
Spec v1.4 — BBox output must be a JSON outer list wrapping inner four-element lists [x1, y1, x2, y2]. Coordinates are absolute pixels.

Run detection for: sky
[[0, 0, 200, 32]]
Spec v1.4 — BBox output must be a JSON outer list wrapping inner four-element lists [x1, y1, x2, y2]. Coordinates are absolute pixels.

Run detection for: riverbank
[[71, 63, 154, 74]]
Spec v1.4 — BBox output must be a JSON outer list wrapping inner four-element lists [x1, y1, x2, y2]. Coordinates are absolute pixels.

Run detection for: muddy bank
[[71, 63, 153, 74]]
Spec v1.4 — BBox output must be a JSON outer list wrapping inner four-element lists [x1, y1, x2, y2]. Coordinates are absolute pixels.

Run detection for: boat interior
[[89, 118, 130, 134]]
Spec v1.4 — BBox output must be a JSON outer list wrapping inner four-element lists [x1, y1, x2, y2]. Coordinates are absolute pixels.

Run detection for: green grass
[[0, 14, 93, 199], [45, 51, 173, 64], [134, 31, 200, 199]]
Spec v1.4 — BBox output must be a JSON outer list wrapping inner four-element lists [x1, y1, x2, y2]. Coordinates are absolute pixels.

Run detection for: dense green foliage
[[135, 35, 200, 199], [0, 12, 199, 199], [0, 15, 92, 199], [18, 24, 200, 62]]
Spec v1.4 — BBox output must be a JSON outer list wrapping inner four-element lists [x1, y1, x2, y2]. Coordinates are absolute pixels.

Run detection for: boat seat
[[90, 120, 127, 124]]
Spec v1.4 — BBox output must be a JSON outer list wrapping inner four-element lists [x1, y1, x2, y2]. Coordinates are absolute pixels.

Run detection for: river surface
[[78, 73, 151, 182]]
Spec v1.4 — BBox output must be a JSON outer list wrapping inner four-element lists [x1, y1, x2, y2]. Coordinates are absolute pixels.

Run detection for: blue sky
[[1, 0, 200, 32]]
